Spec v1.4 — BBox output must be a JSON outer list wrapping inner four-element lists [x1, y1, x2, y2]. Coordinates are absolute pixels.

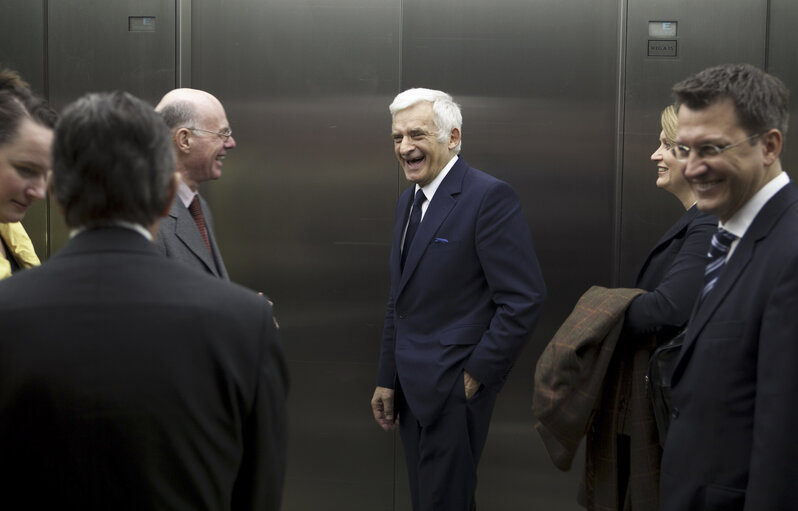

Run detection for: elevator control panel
[[129, 16, 156, 33], [648, 21, 677, 57]]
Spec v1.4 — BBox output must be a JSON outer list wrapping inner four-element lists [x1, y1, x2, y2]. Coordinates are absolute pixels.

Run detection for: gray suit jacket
[[155, 194, 229, 280]]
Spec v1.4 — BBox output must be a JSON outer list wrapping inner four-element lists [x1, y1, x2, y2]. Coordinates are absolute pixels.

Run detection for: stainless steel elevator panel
[[45, 0, 177, 251], [47, 0, 176, 109], [398, 0, 621, 508], [188, 1, 402, 509], [619, 0, 768, 286], [769, 0, 798, 175]]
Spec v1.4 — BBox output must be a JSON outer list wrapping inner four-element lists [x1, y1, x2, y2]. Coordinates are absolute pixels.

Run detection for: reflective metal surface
[[618, 0, 767, 285], [1, 0, 797, 509], [769, 0, 798, 175]]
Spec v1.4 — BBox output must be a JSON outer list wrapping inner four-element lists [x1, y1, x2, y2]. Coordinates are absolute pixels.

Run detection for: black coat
[[0, 227, 288, 511]]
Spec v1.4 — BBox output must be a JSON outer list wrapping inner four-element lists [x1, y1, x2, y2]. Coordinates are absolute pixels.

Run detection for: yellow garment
[[0, 222, 41, 279]]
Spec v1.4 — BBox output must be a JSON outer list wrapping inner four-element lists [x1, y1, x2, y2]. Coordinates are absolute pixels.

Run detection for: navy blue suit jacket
[[661, 182, 798, 511], [377, 158, 546, 425]]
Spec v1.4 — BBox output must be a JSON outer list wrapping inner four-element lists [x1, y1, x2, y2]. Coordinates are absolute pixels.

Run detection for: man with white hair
[[155, 88, 236, 279], [371, 88, 546, 509]]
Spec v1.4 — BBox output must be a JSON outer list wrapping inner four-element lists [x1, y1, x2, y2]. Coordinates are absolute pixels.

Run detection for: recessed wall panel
[[189, 1, 401, 508], [619, 0, 767, 286], [402, 1, 619, 508]]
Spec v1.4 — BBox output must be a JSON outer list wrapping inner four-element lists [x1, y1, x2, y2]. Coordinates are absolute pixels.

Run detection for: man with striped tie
[[154, 89, 236, 280], [660, 64, 798, 511]]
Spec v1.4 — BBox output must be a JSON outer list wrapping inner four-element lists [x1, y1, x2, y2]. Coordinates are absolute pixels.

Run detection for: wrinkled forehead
[[392, 102, 436, 132]]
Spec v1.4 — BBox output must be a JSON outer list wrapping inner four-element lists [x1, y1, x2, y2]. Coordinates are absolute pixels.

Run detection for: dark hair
[[52, 91, 175, 228], [0, 67, 58, 145], [672, 63, 789, 136]]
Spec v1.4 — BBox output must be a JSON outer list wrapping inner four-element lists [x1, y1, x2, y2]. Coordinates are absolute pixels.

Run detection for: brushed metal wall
[[2, 1, 798, 510], [618, 0, 768, 285]]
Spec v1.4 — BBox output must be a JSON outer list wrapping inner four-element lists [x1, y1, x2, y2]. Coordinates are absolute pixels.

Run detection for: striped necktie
[[701, 228, 737, 300]]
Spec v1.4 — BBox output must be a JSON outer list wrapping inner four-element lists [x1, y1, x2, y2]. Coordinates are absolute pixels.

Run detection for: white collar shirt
[[720, 171, 790, 259]]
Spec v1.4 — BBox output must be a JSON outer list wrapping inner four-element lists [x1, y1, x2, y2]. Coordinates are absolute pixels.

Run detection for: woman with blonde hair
[[0, 68, 57, 279], [587, 105, 716, 510]]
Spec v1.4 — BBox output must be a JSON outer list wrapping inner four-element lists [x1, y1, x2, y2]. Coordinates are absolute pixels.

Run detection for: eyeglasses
[[184, 126, 233, 142], [671, 133, 761, 161]]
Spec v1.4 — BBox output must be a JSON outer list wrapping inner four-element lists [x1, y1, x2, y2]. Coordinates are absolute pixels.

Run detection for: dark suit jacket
[[625, 205, 716, 336], [155, 194, 229, 280], [661, 183, 798, 511], [377, 158, 546, 426], [0, 227, 288, 511]]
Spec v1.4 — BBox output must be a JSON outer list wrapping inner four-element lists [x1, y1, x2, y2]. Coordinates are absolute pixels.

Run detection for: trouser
[[397, 376, 499, 511]]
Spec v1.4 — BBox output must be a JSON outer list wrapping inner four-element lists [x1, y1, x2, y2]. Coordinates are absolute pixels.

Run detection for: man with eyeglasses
[[660, 64, 798, 511], [154, 88, 236, 279]]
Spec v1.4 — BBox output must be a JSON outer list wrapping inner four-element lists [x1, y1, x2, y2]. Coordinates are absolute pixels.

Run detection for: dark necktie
[[401, 188, 427, 272], [701, 228, 737, 300], [188, 195, 212, 253]]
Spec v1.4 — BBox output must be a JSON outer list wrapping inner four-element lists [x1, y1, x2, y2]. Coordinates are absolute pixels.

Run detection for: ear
[[761, 129, 783, 166], [448, 127, 461, 151], [174, 127, 192, 153]]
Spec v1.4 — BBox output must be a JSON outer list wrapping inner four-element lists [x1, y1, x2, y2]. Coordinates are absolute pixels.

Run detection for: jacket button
[[398, 312, 406, 319], [671, 408, 679, 419]]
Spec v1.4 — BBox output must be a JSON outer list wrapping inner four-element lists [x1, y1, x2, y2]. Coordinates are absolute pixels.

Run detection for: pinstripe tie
[[701, 228, 737, 300]]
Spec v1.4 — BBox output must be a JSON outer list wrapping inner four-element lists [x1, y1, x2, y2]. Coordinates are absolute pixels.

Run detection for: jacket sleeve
[[745, 254, 798, 510], [463, 181, 546, 387], [231, 302, 289, 511], [625, 215, 715, 335]]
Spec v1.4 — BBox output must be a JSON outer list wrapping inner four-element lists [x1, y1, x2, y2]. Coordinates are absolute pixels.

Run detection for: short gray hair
[[389, 88, 463, 153]]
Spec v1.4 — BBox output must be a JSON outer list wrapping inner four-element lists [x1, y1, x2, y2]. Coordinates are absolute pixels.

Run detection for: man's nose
[[399, 136, 414, 155], [682, 152, 705, 178]]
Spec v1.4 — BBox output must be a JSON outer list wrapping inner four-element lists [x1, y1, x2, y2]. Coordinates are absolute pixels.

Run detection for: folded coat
[[532, 286, 644, 471]]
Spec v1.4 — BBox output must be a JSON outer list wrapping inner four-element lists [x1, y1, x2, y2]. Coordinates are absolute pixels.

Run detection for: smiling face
[[179, 97, 236, 191], [677, 98, 779, 222], [391, 102, 460, 187], [0, 118, 53, 223], [650, 130, 692, 204]]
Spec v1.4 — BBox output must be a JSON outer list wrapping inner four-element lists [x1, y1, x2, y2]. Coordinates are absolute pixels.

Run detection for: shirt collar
[[416, 155, 458, 201], [721, 171, 790, 239], [69, 221, 153, 242], [177, 180, 197, 208]]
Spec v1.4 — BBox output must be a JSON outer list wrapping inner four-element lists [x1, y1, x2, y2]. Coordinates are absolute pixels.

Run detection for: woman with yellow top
[[0, 68, 57, 279]]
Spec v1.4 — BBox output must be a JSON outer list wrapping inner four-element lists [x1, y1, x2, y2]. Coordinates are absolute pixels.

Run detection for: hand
[[371, 386, 397, 431], [464, 371, 481, 400]]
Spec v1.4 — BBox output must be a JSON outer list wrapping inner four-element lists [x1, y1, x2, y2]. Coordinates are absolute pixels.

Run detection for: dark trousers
[[398, 377, 499, 511]]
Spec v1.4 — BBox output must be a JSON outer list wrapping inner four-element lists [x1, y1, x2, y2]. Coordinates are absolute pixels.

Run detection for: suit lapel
[[172, 198, 221, 277], [635, 206, 697, 283], [397, 160, 466, 296], [390, 189, 413, 292], [199, 196, 229, 280], [674, 184, 798, 379]]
